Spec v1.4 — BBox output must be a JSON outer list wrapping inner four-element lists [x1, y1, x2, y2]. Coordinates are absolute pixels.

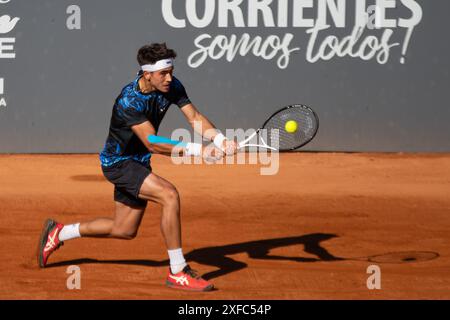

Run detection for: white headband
[[141, 59, 174, 72]]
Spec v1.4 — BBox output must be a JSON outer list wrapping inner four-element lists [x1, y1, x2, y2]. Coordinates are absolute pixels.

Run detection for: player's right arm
[[122, 93, 221, 160], [131, 121, 185, 156], [131, 120, 222, 160]]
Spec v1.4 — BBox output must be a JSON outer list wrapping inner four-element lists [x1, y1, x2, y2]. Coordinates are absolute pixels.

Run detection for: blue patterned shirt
[[100, 73, 191, 167]]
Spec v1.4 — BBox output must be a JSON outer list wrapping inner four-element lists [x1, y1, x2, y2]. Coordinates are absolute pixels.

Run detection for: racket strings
[[263, 107, 318, 150]]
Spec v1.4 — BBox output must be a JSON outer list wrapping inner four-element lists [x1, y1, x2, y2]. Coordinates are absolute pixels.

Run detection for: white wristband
[[213, 133, 227, 149], [185, 143, 202, 156]]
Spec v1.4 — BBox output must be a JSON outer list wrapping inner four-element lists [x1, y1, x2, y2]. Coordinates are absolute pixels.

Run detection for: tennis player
[[37, 43, 237, 292]]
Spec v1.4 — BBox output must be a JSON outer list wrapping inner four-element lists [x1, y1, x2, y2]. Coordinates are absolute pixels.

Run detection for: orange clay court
[[0, 153, 449, 299]]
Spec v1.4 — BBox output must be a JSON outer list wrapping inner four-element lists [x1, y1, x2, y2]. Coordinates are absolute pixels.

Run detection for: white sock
[[58, 223, 81, 242], [168, 248, 187, 274]]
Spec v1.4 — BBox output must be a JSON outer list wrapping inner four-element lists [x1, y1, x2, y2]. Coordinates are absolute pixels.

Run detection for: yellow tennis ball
[[285, 120, 298, 133]]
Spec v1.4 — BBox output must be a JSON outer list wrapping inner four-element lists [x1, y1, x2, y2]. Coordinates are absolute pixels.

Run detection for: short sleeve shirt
[[99, 73, 191, 167]]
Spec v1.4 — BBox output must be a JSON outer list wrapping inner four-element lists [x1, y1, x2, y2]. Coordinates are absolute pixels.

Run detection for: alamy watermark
[[66, 5, 81, 30], [366, 265, 381, 290], [169, 121, 280, 176], [66, 265, 81, 290]]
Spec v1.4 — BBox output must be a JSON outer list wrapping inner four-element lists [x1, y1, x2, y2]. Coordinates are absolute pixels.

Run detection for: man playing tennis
[[37, 43, 237, 292]]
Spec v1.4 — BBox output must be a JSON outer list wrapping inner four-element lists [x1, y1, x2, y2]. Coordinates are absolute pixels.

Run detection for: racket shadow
[[45, 233, 343, 280]]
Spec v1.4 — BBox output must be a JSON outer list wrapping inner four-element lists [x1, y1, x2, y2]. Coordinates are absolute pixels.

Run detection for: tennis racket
[[238, 104, 319, 151]]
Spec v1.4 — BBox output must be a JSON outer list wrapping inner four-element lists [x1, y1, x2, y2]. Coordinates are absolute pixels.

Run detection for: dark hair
[[137, 43, 177, 65]]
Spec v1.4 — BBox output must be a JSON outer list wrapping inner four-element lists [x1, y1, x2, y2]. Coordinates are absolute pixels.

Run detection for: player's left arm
[[180, 103, 237, 155]]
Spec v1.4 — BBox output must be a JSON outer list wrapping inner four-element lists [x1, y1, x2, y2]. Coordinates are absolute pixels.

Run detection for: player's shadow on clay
[[46, 233, 343, 280]]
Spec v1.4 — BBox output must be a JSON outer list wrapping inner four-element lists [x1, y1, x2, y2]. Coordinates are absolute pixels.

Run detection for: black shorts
[[102, 159, 152, 208]]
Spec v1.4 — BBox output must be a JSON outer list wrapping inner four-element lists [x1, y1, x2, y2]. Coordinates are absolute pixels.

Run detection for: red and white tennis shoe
[[166, 265, 214, 292], [38, 219, 64, 268]]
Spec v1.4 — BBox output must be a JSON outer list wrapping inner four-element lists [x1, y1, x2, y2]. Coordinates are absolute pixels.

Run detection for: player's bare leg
[[79, 202, 146, 239], [39, 173, 180, 264], [137, 173, 213, 291], [137, 173, 181, 250], [38, 171, 213, 291], [38, 201, 145, 267], [78, 173, 181, 246]]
